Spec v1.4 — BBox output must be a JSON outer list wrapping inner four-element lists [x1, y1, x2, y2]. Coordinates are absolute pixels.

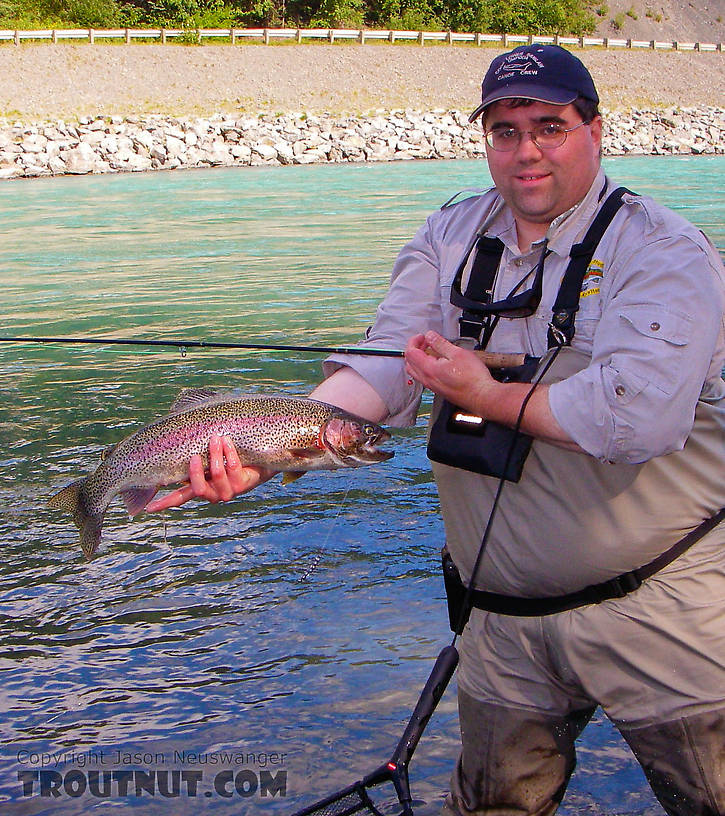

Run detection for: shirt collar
[[485, 168, 609, 258]]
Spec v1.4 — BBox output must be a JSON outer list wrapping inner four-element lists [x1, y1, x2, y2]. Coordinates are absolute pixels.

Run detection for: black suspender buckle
[[458, 313, 486, 340], [548, 308, 576, 347]]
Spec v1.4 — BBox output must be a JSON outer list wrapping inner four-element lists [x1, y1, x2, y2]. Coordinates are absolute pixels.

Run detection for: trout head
[[320, 415, 393, 467]]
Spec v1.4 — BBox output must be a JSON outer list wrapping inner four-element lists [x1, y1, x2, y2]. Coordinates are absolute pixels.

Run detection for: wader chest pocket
[[427, 358, 539, 482]]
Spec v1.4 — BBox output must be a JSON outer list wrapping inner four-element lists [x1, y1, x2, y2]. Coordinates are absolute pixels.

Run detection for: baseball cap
[[468, 44, 599, 123]]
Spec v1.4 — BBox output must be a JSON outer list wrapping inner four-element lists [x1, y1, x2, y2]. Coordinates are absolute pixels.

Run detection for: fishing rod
[[0, 335, 405, 358], [0, 335, 527, 368]]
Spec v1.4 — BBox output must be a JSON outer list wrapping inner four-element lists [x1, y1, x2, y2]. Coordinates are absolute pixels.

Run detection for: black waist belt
[[447, 508, 724, 619]]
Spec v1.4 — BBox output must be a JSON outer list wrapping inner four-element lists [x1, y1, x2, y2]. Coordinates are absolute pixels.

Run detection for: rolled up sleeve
[[549, 229, 725, 463], [323, 216, 447, 426]]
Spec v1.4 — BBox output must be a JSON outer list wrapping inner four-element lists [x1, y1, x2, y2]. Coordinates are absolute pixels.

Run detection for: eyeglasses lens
[[486, 124, 568, 151]]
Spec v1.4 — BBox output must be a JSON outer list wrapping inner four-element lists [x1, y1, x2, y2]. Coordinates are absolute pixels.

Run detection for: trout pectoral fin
[[289, 447, 322, 459], [120, 486, 159, 516], [281, 471, 306, 486]]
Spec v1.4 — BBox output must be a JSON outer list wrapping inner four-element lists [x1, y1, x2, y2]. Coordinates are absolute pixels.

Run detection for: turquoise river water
[[0, 156, 723, 816]]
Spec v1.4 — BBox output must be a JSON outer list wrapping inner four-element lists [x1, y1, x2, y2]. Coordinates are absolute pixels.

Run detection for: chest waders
[[289, 188, 724, 816], [428, 187, 724, 625]]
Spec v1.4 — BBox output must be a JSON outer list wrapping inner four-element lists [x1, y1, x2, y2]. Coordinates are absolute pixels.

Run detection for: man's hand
[[405, 330, 581, 451], [404, 331, 501, 417], [145, 435, 275, 512]]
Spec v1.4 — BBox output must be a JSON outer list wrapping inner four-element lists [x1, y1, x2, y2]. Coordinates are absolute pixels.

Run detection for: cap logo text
[[495, 52, 544, 82]]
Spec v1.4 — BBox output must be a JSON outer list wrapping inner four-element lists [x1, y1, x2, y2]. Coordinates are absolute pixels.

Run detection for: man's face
[[483, 100, 602, 232]]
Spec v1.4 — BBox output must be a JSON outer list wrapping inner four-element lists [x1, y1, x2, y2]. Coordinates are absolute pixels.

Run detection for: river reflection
[[1, 156, 723, 815]]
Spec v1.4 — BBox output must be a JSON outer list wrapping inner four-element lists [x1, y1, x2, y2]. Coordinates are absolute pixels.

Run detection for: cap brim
[[468, 86, 579, 123]]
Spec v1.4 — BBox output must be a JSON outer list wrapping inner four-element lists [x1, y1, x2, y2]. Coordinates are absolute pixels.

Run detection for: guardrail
[[0, 27, 722, 50]]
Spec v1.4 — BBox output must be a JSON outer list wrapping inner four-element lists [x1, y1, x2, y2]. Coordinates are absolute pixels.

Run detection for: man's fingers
[[205, 436, 236, 502], [145, 484, 196, 512], [423, 330, 456, 359], [222, 438, 260, 495], [222, 436, 241, 469], [208, 435, 226, 479], [189, 453, 215, 498]]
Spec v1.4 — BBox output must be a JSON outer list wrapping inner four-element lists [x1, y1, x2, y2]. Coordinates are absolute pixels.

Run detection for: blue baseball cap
[[468, 44, 599, 123]]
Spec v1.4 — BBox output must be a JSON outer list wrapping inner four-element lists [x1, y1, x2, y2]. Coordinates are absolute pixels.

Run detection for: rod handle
[[474, 350, 527, 368], [424, 345, 526, 368]]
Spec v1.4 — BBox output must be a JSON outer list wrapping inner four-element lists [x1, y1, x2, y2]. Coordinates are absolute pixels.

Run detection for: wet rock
[[63, 142, 98, 174], [1, 107, 723, 179]]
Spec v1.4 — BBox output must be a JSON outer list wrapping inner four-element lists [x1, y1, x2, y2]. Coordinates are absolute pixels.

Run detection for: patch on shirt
[[580, 259, 604, 299]]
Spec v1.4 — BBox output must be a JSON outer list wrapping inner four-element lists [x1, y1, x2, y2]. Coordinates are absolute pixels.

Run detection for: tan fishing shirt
[[324, 170, 725, 597]]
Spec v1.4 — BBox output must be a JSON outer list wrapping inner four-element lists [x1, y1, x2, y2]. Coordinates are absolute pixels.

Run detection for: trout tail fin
[[48, 479, 103, 557]]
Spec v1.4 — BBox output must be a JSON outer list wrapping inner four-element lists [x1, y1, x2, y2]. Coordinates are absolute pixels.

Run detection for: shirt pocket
[[617, 304, 694, 395]]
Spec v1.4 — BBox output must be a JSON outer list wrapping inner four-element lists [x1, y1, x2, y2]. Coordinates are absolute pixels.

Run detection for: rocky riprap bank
[[1, 107, 723, 178]]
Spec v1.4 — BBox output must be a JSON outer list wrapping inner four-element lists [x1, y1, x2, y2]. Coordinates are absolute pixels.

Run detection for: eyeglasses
[[451, 238, 550, 319], [484, 121, 590, 152], [476, 239, 550, 317]]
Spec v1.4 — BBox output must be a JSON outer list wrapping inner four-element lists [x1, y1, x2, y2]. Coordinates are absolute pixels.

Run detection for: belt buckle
[[608, 571, 643, 599]]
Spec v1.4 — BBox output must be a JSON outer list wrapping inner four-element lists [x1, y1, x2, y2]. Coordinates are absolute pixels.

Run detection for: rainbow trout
[[48, 388, 393, 557]]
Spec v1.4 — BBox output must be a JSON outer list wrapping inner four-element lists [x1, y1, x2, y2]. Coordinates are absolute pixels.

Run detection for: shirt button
[[615, 385, 626, 396], [514, 258, 526, 266], [650, 321, 660, 331]]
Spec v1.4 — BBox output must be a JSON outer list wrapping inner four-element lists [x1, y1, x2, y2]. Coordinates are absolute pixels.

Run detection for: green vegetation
[[625, 4, 638, 18], [0, 0, 598, 35]]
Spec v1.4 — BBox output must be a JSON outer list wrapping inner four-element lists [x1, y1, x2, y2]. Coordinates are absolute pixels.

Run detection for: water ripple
[[1, 157, 721, 813]]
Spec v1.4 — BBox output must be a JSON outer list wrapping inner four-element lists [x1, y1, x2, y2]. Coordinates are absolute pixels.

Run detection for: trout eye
[[363, 424, 376, 438]]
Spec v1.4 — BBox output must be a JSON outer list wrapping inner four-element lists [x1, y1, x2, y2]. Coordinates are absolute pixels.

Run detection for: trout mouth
[[360, 428, 394, 462], [323, 419, 394, 466]]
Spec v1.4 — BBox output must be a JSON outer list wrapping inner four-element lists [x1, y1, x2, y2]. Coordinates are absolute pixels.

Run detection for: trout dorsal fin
[[169, 387, 231, 414], [100, 444, 117, 461]]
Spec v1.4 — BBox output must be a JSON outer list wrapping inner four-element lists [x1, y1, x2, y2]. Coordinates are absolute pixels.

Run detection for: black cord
[[450, 344, 564, 642]]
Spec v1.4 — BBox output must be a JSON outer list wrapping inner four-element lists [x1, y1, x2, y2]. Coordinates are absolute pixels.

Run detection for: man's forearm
[[310, 367, 389, 423], [480, 382, 584, 453]]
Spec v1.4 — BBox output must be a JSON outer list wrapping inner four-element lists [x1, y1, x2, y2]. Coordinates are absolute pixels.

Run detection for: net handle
[[390, 645, 459, 767], [377, 645, 460, 814]]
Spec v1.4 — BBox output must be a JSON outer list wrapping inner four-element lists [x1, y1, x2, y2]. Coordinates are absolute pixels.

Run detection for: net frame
[[289, 646, 459, 816]]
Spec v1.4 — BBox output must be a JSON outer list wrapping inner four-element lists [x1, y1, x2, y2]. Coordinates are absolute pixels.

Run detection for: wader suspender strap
[[451, 507, 725, 617], [450, 187, 632, 349], [453, 236, 506, 341], [547, 187, 632, 348]]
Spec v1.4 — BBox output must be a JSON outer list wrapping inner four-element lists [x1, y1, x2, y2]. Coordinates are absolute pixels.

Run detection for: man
[[148, 46, 725, 815]]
